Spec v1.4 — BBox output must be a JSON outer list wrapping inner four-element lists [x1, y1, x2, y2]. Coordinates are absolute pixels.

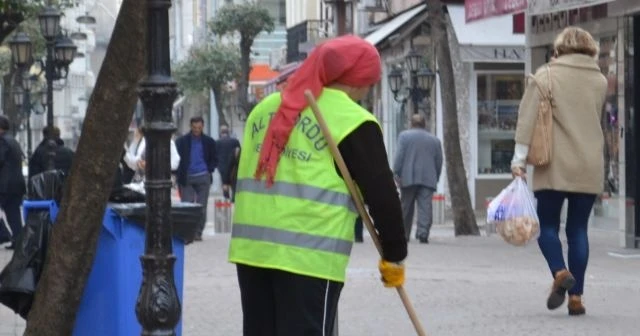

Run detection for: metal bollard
[[432, 194, 445, 225]]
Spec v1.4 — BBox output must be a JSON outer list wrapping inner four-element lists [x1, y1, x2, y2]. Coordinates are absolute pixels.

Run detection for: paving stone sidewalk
[[1, 222, 639, 335]]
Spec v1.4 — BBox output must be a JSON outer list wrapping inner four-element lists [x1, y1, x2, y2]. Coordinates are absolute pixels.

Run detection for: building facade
[[446, 5, 526, 211], [523, 0, 639, 248]]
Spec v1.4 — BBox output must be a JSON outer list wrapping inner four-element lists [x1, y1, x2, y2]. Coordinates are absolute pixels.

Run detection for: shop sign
[[465, 0, 527, 23], [460, 46, 526, 63], [527, 0, 615, 16], [531, 3, 608, 34]]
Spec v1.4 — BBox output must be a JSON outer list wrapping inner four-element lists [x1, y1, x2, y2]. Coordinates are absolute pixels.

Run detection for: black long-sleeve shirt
[[338, 121, 407, 262]]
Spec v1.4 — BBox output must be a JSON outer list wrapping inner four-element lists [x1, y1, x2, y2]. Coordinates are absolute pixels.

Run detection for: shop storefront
[[526, 1, 640, 247], [448, 5, 526, 210]]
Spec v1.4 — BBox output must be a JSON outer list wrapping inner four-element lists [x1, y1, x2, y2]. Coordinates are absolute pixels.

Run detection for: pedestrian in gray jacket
[[393, 114, 443, 243]]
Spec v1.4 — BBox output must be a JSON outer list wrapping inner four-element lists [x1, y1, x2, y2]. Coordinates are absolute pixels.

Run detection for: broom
[[303, 90, 427, 336]]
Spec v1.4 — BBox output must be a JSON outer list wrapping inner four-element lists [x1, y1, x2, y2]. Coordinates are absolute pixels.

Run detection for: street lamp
[[54, 34, 78, 67], [405, 49, 423, 72], [38, 6, 62, 39], [22, 72, 33, 91], [76, 12, 97, 24], [13, 86, 24, 108], [9, 31, 33, 68], [10, 5, 78, 170], [70, 29, 88, 41], [135, 0, 182, 334], [387, 49, 436, 115]]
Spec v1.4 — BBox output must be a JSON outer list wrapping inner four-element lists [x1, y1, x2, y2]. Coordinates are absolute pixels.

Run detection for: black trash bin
[[110, 202, 202, 243]]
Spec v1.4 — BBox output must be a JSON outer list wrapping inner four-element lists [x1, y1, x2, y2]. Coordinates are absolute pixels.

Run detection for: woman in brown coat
[[511, 27, 608, 316]]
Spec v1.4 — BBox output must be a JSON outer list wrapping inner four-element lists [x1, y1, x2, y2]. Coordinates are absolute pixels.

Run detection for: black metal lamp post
[[14, 74, 44, 158], [388, 49, 436, 115], [135, 0, 182, 334], [12, 86, 25, 140], [39, 6, 61, 128]]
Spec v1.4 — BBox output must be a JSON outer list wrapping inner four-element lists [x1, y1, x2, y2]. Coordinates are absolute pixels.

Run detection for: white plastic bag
[[487, 177, 540, 246]]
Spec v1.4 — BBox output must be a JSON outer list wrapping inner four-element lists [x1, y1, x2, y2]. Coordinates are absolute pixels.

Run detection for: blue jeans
[[535, 190, 596, 295]]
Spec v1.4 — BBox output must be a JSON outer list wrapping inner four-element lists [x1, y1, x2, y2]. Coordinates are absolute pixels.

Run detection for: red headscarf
[[255, 34, 381, 186]]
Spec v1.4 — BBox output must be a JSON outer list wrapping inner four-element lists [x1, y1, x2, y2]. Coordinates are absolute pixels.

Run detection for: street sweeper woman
[[228, 34, 408, 335]]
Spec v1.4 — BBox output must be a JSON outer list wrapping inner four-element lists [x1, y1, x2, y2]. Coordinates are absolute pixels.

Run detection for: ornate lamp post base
[[135, 0, 182, 335]]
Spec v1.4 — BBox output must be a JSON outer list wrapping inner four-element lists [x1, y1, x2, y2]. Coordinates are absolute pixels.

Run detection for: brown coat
[[515, 54, 608, 194]]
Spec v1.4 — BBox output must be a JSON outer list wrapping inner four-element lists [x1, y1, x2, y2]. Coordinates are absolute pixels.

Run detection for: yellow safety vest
[[228, 88, 379, 282]]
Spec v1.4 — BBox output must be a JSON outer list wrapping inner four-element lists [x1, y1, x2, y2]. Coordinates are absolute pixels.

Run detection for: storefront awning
[[263, 4, 428, 93], [364, 4, 427, 46], [263, 62, 301, 96], [448, 5, 525, 63]]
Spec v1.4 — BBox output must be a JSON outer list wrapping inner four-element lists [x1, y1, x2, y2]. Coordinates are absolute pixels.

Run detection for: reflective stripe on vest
[[232, 223, 353, 256], [236, 178, 357, 213], [229, 89, 380, 282]]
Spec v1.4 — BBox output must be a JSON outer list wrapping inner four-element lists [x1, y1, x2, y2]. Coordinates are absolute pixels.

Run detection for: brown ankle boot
[[547, 269, 576, 310], [568, 295, 586, 316]]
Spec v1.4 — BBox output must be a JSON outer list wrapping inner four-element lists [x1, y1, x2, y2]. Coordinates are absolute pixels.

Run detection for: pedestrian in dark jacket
[[0, 116, 26, 249], [216, 125, 240, 200], [175, 116, 217, 241], [28, 126, 74, 179], [224, 147, 241, 203]]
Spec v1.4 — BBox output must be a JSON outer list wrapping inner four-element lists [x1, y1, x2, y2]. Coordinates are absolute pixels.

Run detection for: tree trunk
[[23, 0, 147, 334], [212, 86, 228, 126], [238, 38, 252, 112], [426, 0, 479, 236]]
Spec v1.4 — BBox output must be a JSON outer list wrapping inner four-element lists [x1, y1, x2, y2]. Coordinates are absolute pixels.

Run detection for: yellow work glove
[[378, 259, 405, 288]]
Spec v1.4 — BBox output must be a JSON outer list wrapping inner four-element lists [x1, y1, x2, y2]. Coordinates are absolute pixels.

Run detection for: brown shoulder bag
[[525, 65, 554, 167]]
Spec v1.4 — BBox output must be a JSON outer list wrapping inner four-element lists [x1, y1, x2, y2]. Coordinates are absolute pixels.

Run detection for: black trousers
[[354, 217, 363, 241], [237, 264, 343, 336]]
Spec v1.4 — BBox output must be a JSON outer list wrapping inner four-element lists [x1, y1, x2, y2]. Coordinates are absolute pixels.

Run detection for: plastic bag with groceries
[[487, 177, 540, 246]]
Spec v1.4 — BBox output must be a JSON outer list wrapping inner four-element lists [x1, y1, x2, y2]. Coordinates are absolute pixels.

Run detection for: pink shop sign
[[465, 0, 527, 23]]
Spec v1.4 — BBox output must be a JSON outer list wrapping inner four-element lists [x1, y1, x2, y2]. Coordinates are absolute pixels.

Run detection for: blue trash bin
[[21, 201, 186, 336]]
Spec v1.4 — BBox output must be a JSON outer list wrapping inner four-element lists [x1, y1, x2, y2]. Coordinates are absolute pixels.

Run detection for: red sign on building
[[465, 0, 527, 23]]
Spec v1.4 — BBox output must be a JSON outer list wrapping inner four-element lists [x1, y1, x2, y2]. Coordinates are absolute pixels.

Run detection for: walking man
[[28, 126, 74, 178], [0, 116, 26, 249], [175, 116, 217, 241], [393, 114, 443, 243], [216, 125, 240, 200]]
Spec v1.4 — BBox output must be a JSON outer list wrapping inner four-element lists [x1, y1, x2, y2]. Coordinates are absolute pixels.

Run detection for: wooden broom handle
[[304, 90, 427, 336]]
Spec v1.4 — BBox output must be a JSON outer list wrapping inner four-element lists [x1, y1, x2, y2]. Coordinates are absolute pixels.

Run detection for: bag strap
[[527, 65, 554, 103], [545, 65, 553, 101]]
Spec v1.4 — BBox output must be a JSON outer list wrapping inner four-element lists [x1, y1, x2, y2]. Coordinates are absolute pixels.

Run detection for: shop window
[[477, 73, 524, 175]]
